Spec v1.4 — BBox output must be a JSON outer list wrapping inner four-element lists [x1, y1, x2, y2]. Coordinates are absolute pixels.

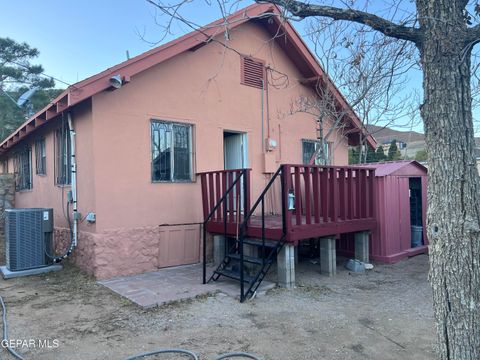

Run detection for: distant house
[[381, 139, 407, 154], [0, 4, 374, 280]]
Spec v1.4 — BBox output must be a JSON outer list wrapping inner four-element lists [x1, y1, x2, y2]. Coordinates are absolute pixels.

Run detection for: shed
[[338, 160, 428, 263]]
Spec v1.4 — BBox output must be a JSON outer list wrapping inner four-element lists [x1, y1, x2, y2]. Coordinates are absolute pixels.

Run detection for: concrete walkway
[[99, 263, 275, 308]]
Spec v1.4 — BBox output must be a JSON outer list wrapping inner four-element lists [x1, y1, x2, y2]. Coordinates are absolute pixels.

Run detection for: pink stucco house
[[0, 4, 375, 280]]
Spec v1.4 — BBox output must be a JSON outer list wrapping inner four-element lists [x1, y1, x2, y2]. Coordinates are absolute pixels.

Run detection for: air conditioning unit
[[5, 208, 54, 272]]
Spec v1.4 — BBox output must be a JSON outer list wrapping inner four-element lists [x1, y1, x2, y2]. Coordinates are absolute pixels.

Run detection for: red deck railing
[[198, 168, 251, 223], [284, 165, 376, 224], [200, 165, 376, 242]]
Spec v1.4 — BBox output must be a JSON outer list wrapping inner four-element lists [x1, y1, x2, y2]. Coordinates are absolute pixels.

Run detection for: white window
[[151, 120, 193, 182], [302, 139, 332, 165]]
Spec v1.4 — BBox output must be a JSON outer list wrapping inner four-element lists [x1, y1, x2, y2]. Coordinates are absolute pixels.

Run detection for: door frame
[[223, 130, 249, 170]]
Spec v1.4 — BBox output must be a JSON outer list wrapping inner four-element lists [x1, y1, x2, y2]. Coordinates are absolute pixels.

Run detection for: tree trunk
[[418, 2, 480, 358]]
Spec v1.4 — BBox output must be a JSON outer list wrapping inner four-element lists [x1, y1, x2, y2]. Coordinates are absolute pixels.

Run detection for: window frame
[[150, 119, 194, 183], [13, 146, 32, 191], [54, 123, 71, 186], [35, 137, 47, 175], [302, 139, 333, 165]]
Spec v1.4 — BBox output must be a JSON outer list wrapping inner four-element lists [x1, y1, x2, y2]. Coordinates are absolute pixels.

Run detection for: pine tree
[[375, 146, 386, 161], [387, 140, 401, 161]]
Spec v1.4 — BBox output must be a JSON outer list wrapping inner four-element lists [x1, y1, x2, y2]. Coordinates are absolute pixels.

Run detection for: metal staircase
[[202, 166, 287, 302]]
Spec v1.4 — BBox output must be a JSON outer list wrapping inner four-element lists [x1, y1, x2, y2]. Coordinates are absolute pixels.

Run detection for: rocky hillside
[[366, 125, 425, 158]]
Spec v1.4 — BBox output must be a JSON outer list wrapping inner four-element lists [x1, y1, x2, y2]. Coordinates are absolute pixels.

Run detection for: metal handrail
[[202, 169, 248, 284], [237, 165, 285, 301]]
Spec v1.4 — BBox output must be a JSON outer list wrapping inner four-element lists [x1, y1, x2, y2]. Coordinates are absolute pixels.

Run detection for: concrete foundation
[[355, 231, 370, 263], [1, 264, 63, 279], [213, 235, 226, 265], [277, 244, 295, 288], [320, 237, 336, 276]]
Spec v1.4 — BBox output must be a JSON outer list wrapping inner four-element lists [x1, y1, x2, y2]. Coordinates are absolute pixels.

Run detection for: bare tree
[[305, 16, 419, 163], [146, 1, 480, 358], [259, 2, 480, 359]]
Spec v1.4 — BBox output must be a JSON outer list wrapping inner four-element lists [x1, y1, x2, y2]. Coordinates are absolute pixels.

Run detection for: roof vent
[[241, 56, 265, 89]]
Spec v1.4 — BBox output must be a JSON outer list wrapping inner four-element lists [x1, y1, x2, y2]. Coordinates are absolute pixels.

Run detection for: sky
[[0, 0, 248, 85], [0, 0, 425, 133]]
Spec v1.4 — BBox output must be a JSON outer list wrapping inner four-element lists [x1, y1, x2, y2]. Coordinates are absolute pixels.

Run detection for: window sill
[[55, 184, 72, 188], [152, 180, 196, 184], [16, 189, 33, 193]]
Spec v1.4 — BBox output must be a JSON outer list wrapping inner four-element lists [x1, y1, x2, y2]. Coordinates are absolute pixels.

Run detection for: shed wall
[[337, 167, 428, 264]]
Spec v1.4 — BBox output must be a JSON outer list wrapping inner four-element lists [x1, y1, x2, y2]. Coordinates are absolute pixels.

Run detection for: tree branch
[[466, 23, 480, 48], [258, 0, 422, 44]]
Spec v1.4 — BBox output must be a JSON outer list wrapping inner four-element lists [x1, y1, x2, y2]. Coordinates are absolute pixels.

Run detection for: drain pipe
[[50, 112, 77, 263], [68, 111, 78, 248], [260, 78, 265, 153]]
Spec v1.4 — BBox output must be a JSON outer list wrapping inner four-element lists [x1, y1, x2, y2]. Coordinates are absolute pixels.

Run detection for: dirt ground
[[0, 252, 435, 360]]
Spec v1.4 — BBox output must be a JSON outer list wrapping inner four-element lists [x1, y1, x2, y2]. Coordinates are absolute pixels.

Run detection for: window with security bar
[[35, 137, 46, 175], [302, 139, 332, 165], [151, 120, 193, 182], [55, 123, 71, 185], [14, 147, 32, 191]]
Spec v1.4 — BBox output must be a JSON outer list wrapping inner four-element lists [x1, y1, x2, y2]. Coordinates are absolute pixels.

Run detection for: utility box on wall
[[263, 152, 277, 173]]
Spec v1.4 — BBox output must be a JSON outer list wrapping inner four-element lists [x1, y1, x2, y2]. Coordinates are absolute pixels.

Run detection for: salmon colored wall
[[91, 21, 349, 231], [5, 100, 96, 234]]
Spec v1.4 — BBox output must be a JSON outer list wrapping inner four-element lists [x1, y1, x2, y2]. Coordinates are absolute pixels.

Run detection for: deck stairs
[[208, 235, 286, 300], [200, 164, 376, 302]]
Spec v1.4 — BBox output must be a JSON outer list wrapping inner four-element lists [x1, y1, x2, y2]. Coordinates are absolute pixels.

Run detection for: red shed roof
[[0, 3, 375, 154], [354, 160, 427, 177]]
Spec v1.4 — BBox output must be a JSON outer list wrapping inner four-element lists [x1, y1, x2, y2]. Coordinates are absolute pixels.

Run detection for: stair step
[[228, 253, 272, 265], [215, 269, 255, 283], [240, 238, 279, 248]]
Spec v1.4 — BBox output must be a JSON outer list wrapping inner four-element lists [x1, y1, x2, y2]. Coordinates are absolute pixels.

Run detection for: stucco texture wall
[[91, 21, 349, 233], [4, 20, 352, 279]]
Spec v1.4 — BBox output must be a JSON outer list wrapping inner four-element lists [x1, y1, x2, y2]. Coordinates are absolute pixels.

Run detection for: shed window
[[241, 56, 265, 89], [13, 147, 32, 191], [35, 137, 46, 175], [55, 123, 71, 185], [151, 120, 193, 182], [302, 140, 332, 165]]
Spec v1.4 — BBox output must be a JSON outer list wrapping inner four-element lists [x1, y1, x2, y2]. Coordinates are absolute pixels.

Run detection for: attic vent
[[241, 56, 265, 89]]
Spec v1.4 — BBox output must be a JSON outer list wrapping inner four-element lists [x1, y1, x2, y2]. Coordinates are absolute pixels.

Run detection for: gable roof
[[0, 3, 375, 154], [354, 160, 427, 177]]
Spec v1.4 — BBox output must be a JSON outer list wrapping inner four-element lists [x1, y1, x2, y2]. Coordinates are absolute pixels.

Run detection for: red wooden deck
[[200, 165, 377, 244]]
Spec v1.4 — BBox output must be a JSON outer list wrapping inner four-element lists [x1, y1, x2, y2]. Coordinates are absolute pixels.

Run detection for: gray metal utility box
[[5, 208, 54, 271]]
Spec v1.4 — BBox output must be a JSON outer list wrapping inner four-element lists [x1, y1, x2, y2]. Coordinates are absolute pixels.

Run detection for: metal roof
[[353, 160, 428, 177], [0, 3, 376, 154]]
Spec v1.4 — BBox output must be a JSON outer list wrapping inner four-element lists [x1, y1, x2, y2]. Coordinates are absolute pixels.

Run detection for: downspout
[[265, 70, 270, 139], [67, 111, 78, 248], [260, 78, 265, 153], [51, 112, 77, 263]]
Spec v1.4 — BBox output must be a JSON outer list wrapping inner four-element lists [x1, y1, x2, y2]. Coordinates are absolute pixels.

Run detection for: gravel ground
[[0, 252, 435, 360]]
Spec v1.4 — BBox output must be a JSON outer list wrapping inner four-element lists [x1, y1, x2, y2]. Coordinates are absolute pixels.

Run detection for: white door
[[224, 132, 248, 170], [224, 132, 248, 213]]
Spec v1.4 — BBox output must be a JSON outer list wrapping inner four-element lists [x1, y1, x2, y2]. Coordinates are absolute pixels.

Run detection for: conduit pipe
[[260, 78, 265, 153], [68, 111, 78, 248]]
